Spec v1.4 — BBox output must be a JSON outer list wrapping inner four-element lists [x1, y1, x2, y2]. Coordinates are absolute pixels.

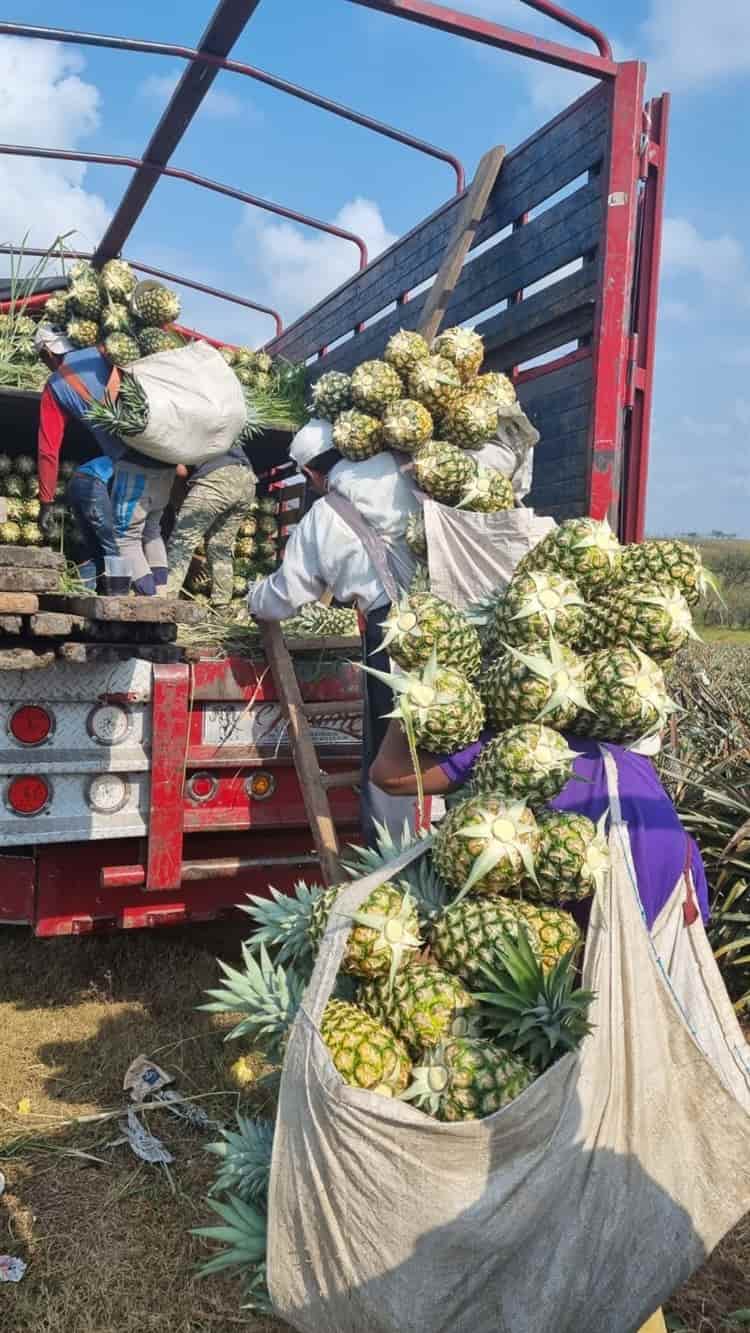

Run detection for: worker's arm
[[369, 719, 456, 796], [37, 385, 67, 503], [248, 508, 327, 621]]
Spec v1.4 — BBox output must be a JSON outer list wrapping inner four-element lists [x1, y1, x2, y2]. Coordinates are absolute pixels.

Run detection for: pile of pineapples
[[41, 260, 184, 364], [310, 328, 519, 541], [0, 451, 76, 549]]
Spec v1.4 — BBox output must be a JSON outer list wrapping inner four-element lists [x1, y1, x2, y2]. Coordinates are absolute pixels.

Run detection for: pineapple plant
[[361, 650, 485, 756], [242, 878, 421, 984], [69, 276, 102, 320], [380, 591, 482, 679], [130, 279, 180, 326], [100, 258, 136, 301], [350, 360, 403, 416], [206, 1114, 274, 1202], [408, 355, 462, 416], [137, 327, 182, 356], [520, 518, 622, 596], [360, 961, 477, 1054], [384, 329, 430, 377], [202, 944, 412, 1097], [481, 638, 590, 731], [576, 645, 675, 743], [532, 811, 610, 904], [456, 465, 514, 513], [441, 392, 499, 449], [381, 399, 433, 453], [615, 539, 716, 607], [66, 318, 100, 348], [473, 370, 517, 410], [433, 326, 484, 383], [21, 522, 42, 546], [43, 290, 70, 325], [101, 304, 136, 337], [469, 724, 577, 804], [309, 371, 352, 420], [402, 1038, 533, 1122], [579, 582, 698, 661], [412, 440, 477, 503], [492, 569, 585, 649], [433, 794, 539, 898], [476, 927, 594, 1070], [0, 521, 21, 544], [104, 332, 141, 366], [405, 511, 427, 560], [332, 409, 384, 461]]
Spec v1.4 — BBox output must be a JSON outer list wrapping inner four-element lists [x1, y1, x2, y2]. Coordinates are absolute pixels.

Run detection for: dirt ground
[[1, 926, 748, 1333]]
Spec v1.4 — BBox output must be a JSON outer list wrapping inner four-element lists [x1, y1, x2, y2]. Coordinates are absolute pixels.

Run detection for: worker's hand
[[39, 503, 57, 542], [175, 464, 189, 479]]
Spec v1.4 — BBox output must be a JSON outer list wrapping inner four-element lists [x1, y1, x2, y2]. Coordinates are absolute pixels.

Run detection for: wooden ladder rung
[[322, 769, 362, 791]]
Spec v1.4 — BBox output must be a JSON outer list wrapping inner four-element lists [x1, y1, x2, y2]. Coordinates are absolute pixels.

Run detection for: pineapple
[[412, 440, 477, 503], [580, 582, 698, 661], [481, 638, 590, 731], [515, 901, 581, 972], [255, 352, 273, 375], [4, 475, 23, 499], [433, 326, 484, 383], [473, 370, 517, 410], [381, 399, 433, 453], [492, 569, 585, 649], [408, 355, 462, 416], [66, 318, 100, 348], [258, 497, 278, 516], [234, 347, 257, 369], [202, 944, 411, 1097], [69, 260, 97, 282], [405, 511, 427, 560], [43, 290, 70, 325], [257, 515, 278, 536], [69, 277, 102, 320], [24, 476, 39, 499], [23, 499, 40, 521], [576, 645, 675, 744], [350, 360, 403, 416], [521, 518, 622, 596], [384, 329, 430, 377], [137, 327, 182, 356], [14, 455, 35, 477], [532, 811, 610, 904], [239, 517, 258, 538], [332, 409, 384, 461], [104, 332, 141, 366], [242, 878, 421, 984], [615, 539, 715, 607], [380, 592, 482, 679], [0, 453, 11, 476], [100, 258, 136, 301], [256, 537, 278, 562], [456, 465, 514, 513], [4, 498, 23, 522], [234, 538, 256, 560], [362, 650, 485, 754], [433, 794, 539, 898], [233, 576, 248, 598], [360, 961, 477, 1054], [219, 347, 238, 366], [469, 724, 577, 804], [101, 304, 136, 337], [402, 1038, 533, 1121], [0, 521, 20, 544], [441, 392, 499, 449], [130, 279, 180, 326], [431, 894, 540, 986], [476, 927, 594, 1070], [21, 522, 42, 546], [310, 371, 352, 420]]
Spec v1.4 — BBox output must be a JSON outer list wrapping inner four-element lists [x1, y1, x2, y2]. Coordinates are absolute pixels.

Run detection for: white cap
[[34, 323, 74, 356], [289, 418, 333, 470]]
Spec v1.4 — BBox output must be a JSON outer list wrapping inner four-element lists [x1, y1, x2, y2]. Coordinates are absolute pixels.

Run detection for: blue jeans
[[66, 471, 119, 589]]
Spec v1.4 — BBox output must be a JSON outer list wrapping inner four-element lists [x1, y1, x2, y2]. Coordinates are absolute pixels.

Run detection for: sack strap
[[302, 837, 432, 1029], [324, 491, 400, 605], [56, 354, 121, 405], [683, 837, 700, 927]]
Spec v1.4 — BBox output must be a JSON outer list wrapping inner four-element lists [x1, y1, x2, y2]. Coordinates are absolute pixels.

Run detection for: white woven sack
[[125, 341, 247, 465], [267, 753, 750, 1333], [424, 499, 556, 608]]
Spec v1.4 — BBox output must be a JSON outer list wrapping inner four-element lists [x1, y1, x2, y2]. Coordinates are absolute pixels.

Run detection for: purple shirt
[[437, 734, 709, 929]]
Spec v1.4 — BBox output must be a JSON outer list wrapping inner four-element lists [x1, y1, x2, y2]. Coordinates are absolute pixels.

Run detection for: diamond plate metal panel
[[0, 771, 149, 844]]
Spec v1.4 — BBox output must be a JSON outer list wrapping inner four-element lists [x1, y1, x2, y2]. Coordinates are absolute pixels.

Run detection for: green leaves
[[200, 942, 305, 1056]]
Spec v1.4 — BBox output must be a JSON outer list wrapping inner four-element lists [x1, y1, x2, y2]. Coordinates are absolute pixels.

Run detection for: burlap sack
[[425, 500, 556, 608], [126, 340, 246, 465]]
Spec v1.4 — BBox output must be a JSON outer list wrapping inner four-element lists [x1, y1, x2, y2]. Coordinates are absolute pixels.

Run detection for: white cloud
[[0, 36, 110, 252], [235, 197, 397, 320], [643, 0, 750, 91], [662, 217, 747, 287], [139, 69, 256, 122]]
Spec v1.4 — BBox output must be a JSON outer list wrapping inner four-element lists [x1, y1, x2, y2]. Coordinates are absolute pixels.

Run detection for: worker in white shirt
[[248, 419, 421, 845]]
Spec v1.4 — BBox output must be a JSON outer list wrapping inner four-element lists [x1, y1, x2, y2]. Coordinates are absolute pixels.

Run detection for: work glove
[[39, 503, 57, 542]]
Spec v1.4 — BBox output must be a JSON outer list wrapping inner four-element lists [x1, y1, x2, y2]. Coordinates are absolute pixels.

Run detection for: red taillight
[[6, 775, 51, 815], [186, 772, 217, 803], [9, 705, 53, 746]]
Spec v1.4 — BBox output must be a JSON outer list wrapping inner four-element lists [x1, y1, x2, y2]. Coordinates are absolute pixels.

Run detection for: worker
[[247, 418, 422, 843], [35, 324, 174, 595], [165, 446, 257, 606]]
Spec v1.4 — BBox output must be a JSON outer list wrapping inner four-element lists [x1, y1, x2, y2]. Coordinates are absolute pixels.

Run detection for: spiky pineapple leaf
[[200, 943, 304, 1057]]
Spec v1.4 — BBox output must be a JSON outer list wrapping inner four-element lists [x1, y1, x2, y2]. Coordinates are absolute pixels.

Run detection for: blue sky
[[2, 0, 749, 534]]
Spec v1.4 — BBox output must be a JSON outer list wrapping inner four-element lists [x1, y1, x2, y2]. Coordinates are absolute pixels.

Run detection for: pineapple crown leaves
[[399, 1034, 488, 1113], [453, 798, 539, 901], [505, 571, 585, 625], [192, 1192, 267, 1280], [85, 373, 149, 440], [343, 821, 451, 924], [618, 643, 680, 726], [455, 466, 512, 512], [239, 880, 322, 968], [563, 516, 621, 562], [508, 636, 592, 719], [200, 943, 304, 1057], [475, 927, 595, 1071], [206, 1114, 274, 1203], [632, 584, 701, 641], [352, 887, 423, 994]]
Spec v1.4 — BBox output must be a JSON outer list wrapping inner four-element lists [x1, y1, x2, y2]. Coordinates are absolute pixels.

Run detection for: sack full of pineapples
[[192, 519, 750, 1328]]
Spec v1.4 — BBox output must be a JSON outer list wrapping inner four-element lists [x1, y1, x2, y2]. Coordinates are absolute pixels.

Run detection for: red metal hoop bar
[[345, 0, 617, 77], [0, 20, 465, 194]]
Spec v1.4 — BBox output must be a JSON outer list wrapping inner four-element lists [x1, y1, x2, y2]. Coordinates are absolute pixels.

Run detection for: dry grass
[[1, 927, 747, 1332]]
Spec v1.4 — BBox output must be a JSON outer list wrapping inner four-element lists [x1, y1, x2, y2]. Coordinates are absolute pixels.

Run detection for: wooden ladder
[[259, 147, 505, 885]]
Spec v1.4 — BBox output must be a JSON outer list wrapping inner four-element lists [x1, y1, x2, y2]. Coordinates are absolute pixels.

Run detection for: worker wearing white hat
[[248, 418, 422, 844]]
